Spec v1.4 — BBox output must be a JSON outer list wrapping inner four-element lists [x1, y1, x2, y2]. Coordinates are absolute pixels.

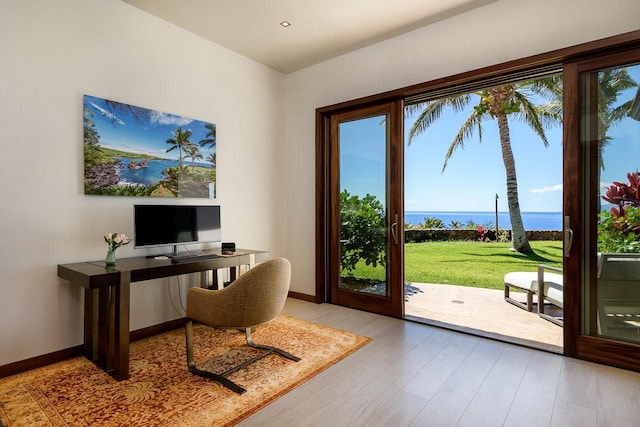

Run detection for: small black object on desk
[[222, 242, 235, 255]]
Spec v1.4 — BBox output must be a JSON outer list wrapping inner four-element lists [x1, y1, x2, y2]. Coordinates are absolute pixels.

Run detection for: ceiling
[[121, 0, 496, 74]]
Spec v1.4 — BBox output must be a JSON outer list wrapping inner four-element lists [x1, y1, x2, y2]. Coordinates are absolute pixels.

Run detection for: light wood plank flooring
[[239, 298, 640, 427]]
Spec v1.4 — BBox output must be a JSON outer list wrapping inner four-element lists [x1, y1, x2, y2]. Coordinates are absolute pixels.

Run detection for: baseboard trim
[[0, 345, 83, 379], [288, 291, 318, 303], [0, 318, 187, 379], [129, 318, 186, 342]]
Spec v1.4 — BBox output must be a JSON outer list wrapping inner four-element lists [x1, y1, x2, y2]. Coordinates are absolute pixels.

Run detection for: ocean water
[[115, 157, 212, 186], [405, 211, 562, 231]]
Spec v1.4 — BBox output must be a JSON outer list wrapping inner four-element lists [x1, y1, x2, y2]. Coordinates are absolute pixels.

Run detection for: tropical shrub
[[476, 225, 489, 241], [598, 172, 640, 253], [339, 190, 386, 274], [419, 217, 446, 229]]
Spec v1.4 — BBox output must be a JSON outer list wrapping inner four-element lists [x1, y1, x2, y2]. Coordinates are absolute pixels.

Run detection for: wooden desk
[[57, 249, 267, 380]]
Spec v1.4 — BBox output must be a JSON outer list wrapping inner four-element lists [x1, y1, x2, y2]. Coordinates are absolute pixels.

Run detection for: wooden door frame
[[316, 29, 640, 344], [316, 101, 404, 317]]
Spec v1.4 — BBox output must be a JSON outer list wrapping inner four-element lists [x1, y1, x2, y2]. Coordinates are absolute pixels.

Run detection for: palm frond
[[406, 94, 472, 144], [442, 112, 482, 173]]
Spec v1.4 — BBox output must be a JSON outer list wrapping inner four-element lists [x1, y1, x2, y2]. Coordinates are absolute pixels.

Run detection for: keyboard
[[171, 253, 221, 264]]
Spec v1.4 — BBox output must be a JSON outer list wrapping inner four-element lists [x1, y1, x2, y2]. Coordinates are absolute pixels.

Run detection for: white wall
[[283, 0, 640, 296], [0, 0, 285, 365]]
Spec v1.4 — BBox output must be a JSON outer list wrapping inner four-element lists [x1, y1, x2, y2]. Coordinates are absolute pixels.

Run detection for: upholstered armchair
[[185, 257, 300, 394]]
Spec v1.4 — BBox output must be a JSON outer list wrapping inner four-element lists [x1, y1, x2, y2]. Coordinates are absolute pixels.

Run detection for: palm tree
[[449, 220, 463, 229], [407, 79, 562, 253], [420, 217, 445, 229], [534, 70, 637, 169], [594, 69, 637, 157], [166, 126, 194, 183]]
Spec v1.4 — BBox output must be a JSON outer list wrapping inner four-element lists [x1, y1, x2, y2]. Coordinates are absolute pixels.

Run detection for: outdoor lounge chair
[[597, 253, 640, 340], [504, 264, 563, 325], [537, 264, 564, 326]]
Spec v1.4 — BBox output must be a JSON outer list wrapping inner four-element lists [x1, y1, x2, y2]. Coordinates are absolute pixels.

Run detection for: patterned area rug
[[0, 315, 371, 426]]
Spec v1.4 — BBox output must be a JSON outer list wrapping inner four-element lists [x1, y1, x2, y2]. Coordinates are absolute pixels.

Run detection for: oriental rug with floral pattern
[[0, 315, 371, 426]]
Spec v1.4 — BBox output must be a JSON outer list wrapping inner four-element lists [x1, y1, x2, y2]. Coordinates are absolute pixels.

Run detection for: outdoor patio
[[404, 282, 563, 353]]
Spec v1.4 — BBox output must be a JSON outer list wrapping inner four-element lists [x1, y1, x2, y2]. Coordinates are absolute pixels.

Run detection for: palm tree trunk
[[497, 114, 533, 253]]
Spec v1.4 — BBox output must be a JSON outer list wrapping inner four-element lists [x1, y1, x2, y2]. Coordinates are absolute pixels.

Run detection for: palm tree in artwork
[[199, 123, 216, 150], [407, 78, 562, 253], [206, 152, 216, 167], [185, 143, 203, 167], [166, 126, 194, 183]]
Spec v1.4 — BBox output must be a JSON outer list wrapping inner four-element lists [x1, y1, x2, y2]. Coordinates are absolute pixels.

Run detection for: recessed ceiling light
[[280, 21, 291, 28]]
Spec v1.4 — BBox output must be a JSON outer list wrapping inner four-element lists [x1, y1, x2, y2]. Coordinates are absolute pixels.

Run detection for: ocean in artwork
[[115, 157, 212, 186]]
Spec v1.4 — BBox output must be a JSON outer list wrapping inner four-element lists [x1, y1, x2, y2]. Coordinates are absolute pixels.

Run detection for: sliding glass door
[[316, 31, 640, 372], [564, 48, 640, 368]]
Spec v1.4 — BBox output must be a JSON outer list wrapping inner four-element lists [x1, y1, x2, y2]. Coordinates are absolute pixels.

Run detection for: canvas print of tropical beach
[[83, 94, 216, 198]]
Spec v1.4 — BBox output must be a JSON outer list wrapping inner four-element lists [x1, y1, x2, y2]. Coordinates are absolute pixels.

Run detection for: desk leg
[[228, 254, 257, 285], [98, 288, 109, 366], [212, 270, 219, 289], [83, 289, 95, 359], [238, 254, 256, 276], [113, 271, 131, 380]]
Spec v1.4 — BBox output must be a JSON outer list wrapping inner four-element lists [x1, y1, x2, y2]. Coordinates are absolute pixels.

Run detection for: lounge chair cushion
[[504, 272, 540, 292], [504, 271, 563, 311]]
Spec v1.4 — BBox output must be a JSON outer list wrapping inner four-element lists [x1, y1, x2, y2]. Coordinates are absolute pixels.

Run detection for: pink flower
[[104, 232, 131, 251]]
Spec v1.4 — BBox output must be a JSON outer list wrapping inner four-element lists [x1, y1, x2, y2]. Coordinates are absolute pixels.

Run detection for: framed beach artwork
[[83, 94, 216, 198]]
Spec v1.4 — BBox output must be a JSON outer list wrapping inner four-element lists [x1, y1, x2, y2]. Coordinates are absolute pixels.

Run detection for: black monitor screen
[[134, 205, 221, 249]]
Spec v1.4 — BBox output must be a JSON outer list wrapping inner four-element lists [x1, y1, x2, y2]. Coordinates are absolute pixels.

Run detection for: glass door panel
[[338, 115, 389, 297], [581, 61, 640, 344], [328, 102, 403, 318]]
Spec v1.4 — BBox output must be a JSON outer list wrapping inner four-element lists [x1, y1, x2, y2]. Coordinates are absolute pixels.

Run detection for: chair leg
[[184, 322, 300, 394], [185, 320, 247, 394], [245, 327, 301, 362], [504, 284, 534, 312]]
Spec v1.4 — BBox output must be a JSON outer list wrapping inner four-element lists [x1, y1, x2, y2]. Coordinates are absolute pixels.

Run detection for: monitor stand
[[145, 245, 180, 259]]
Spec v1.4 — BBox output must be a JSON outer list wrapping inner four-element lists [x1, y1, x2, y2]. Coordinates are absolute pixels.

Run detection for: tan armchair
[[185, 257, 300, 394]]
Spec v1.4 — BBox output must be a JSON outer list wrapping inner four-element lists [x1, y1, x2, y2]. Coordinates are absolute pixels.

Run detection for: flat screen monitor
[[134, 205, 221, 254]]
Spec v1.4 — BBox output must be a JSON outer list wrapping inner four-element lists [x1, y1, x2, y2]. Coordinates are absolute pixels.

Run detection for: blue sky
[[404, 98, 563, 213], [84, 95, 215, 162], [341, 65, 640, 213]]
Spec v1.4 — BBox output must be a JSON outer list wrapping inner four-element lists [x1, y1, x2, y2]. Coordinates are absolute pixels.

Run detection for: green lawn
[[347, 240, 563, 291]]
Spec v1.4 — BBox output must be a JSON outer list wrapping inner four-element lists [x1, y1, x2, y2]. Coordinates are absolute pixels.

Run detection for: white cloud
[[150, 111, 192, 126], [91, 103, 125, 126], [530, 184, 563, 194]]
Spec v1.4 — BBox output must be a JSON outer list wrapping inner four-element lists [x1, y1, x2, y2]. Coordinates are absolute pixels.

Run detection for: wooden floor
[[239, 298, 640, 427]]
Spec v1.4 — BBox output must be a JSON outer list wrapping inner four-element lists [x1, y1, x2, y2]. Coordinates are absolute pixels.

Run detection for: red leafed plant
[[476, 225, 488, 241], [602, 171, 640, 214], [599, 172, 640, 252]]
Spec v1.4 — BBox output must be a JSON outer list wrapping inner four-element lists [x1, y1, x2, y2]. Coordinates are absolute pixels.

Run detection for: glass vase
[[105, 249, 116, 266]]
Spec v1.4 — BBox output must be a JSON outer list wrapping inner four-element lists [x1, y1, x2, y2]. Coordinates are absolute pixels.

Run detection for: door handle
[[564, 215, 573, 257], [391, 214, 399, 245]]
